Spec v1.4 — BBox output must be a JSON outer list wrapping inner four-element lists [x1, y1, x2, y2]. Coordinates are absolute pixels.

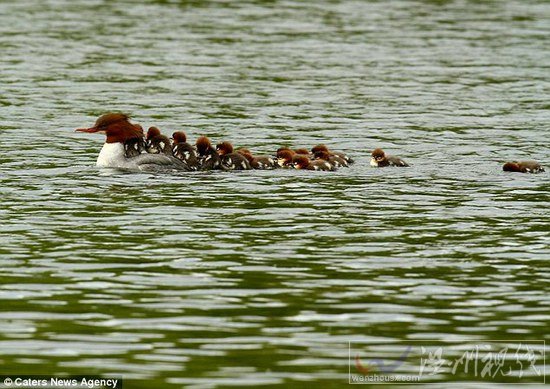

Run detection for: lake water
[[0, 0, 548, 387]]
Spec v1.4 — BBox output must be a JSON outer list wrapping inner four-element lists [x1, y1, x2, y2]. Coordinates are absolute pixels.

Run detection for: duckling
[[313, 150, 347, 168], [276, 149, 296, 168], [311, 144, 354, 164], [146, 126, 172, 155], [123, 124, 146, 158], [293, 155, 334, 171], [172, 131, 200, 171], [216, 141, 252, 170], [196, 136, 222, 170], [503, 161, 544, 174], [370, 148, 409, 167], [237, 149, 278, 170]]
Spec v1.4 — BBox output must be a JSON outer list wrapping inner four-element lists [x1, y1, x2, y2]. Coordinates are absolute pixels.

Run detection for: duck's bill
[[75, 127, 103, 133]]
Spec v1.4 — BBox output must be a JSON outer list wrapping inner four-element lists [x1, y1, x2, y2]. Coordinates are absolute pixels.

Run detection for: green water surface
[[0, 0, 548, 387]]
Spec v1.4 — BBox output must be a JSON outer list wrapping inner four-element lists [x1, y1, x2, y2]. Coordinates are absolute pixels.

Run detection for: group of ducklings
[[128, 126, 545, 174], [127, 126, 357, 171]]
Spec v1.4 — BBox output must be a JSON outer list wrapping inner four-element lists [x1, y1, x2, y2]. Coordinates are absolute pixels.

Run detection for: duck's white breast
[[96, 142, 126, 168]]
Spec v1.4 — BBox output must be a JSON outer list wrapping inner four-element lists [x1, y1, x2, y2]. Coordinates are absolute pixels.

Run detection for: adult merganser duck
[[76, 113, 189, 171], [237, 149, 278, 170], [196, 136, 222, 170], [370, 148, 409, 167], [146, 126, 172, 155], [311, 144, 354, 164], [123, 123, 146, 158], [216, 141, 252, 170], [293, 155, 334, 171], [503, 161, 545, 174], [172, 131, 200, 171]]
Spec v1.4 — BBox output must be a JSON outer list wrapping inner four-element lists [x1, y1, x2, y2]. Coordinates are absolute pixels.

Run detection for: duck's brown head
[[172, 131, 187, 144], [216, 141, 234, 156], [311, 144, 329, 154], [292, 155, 310, 169], [314, 151, 331, 161], [277, 149, 295, 166], [146, 126, 162, 141], [236, 148, 251, 155], [371, 148, 386, 162], [294, 148, 310, 155], [196, 136, 212, 155], [503, 162, 521, 172], [75, 113, 143, 143], [276, 147, 295, 159]]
